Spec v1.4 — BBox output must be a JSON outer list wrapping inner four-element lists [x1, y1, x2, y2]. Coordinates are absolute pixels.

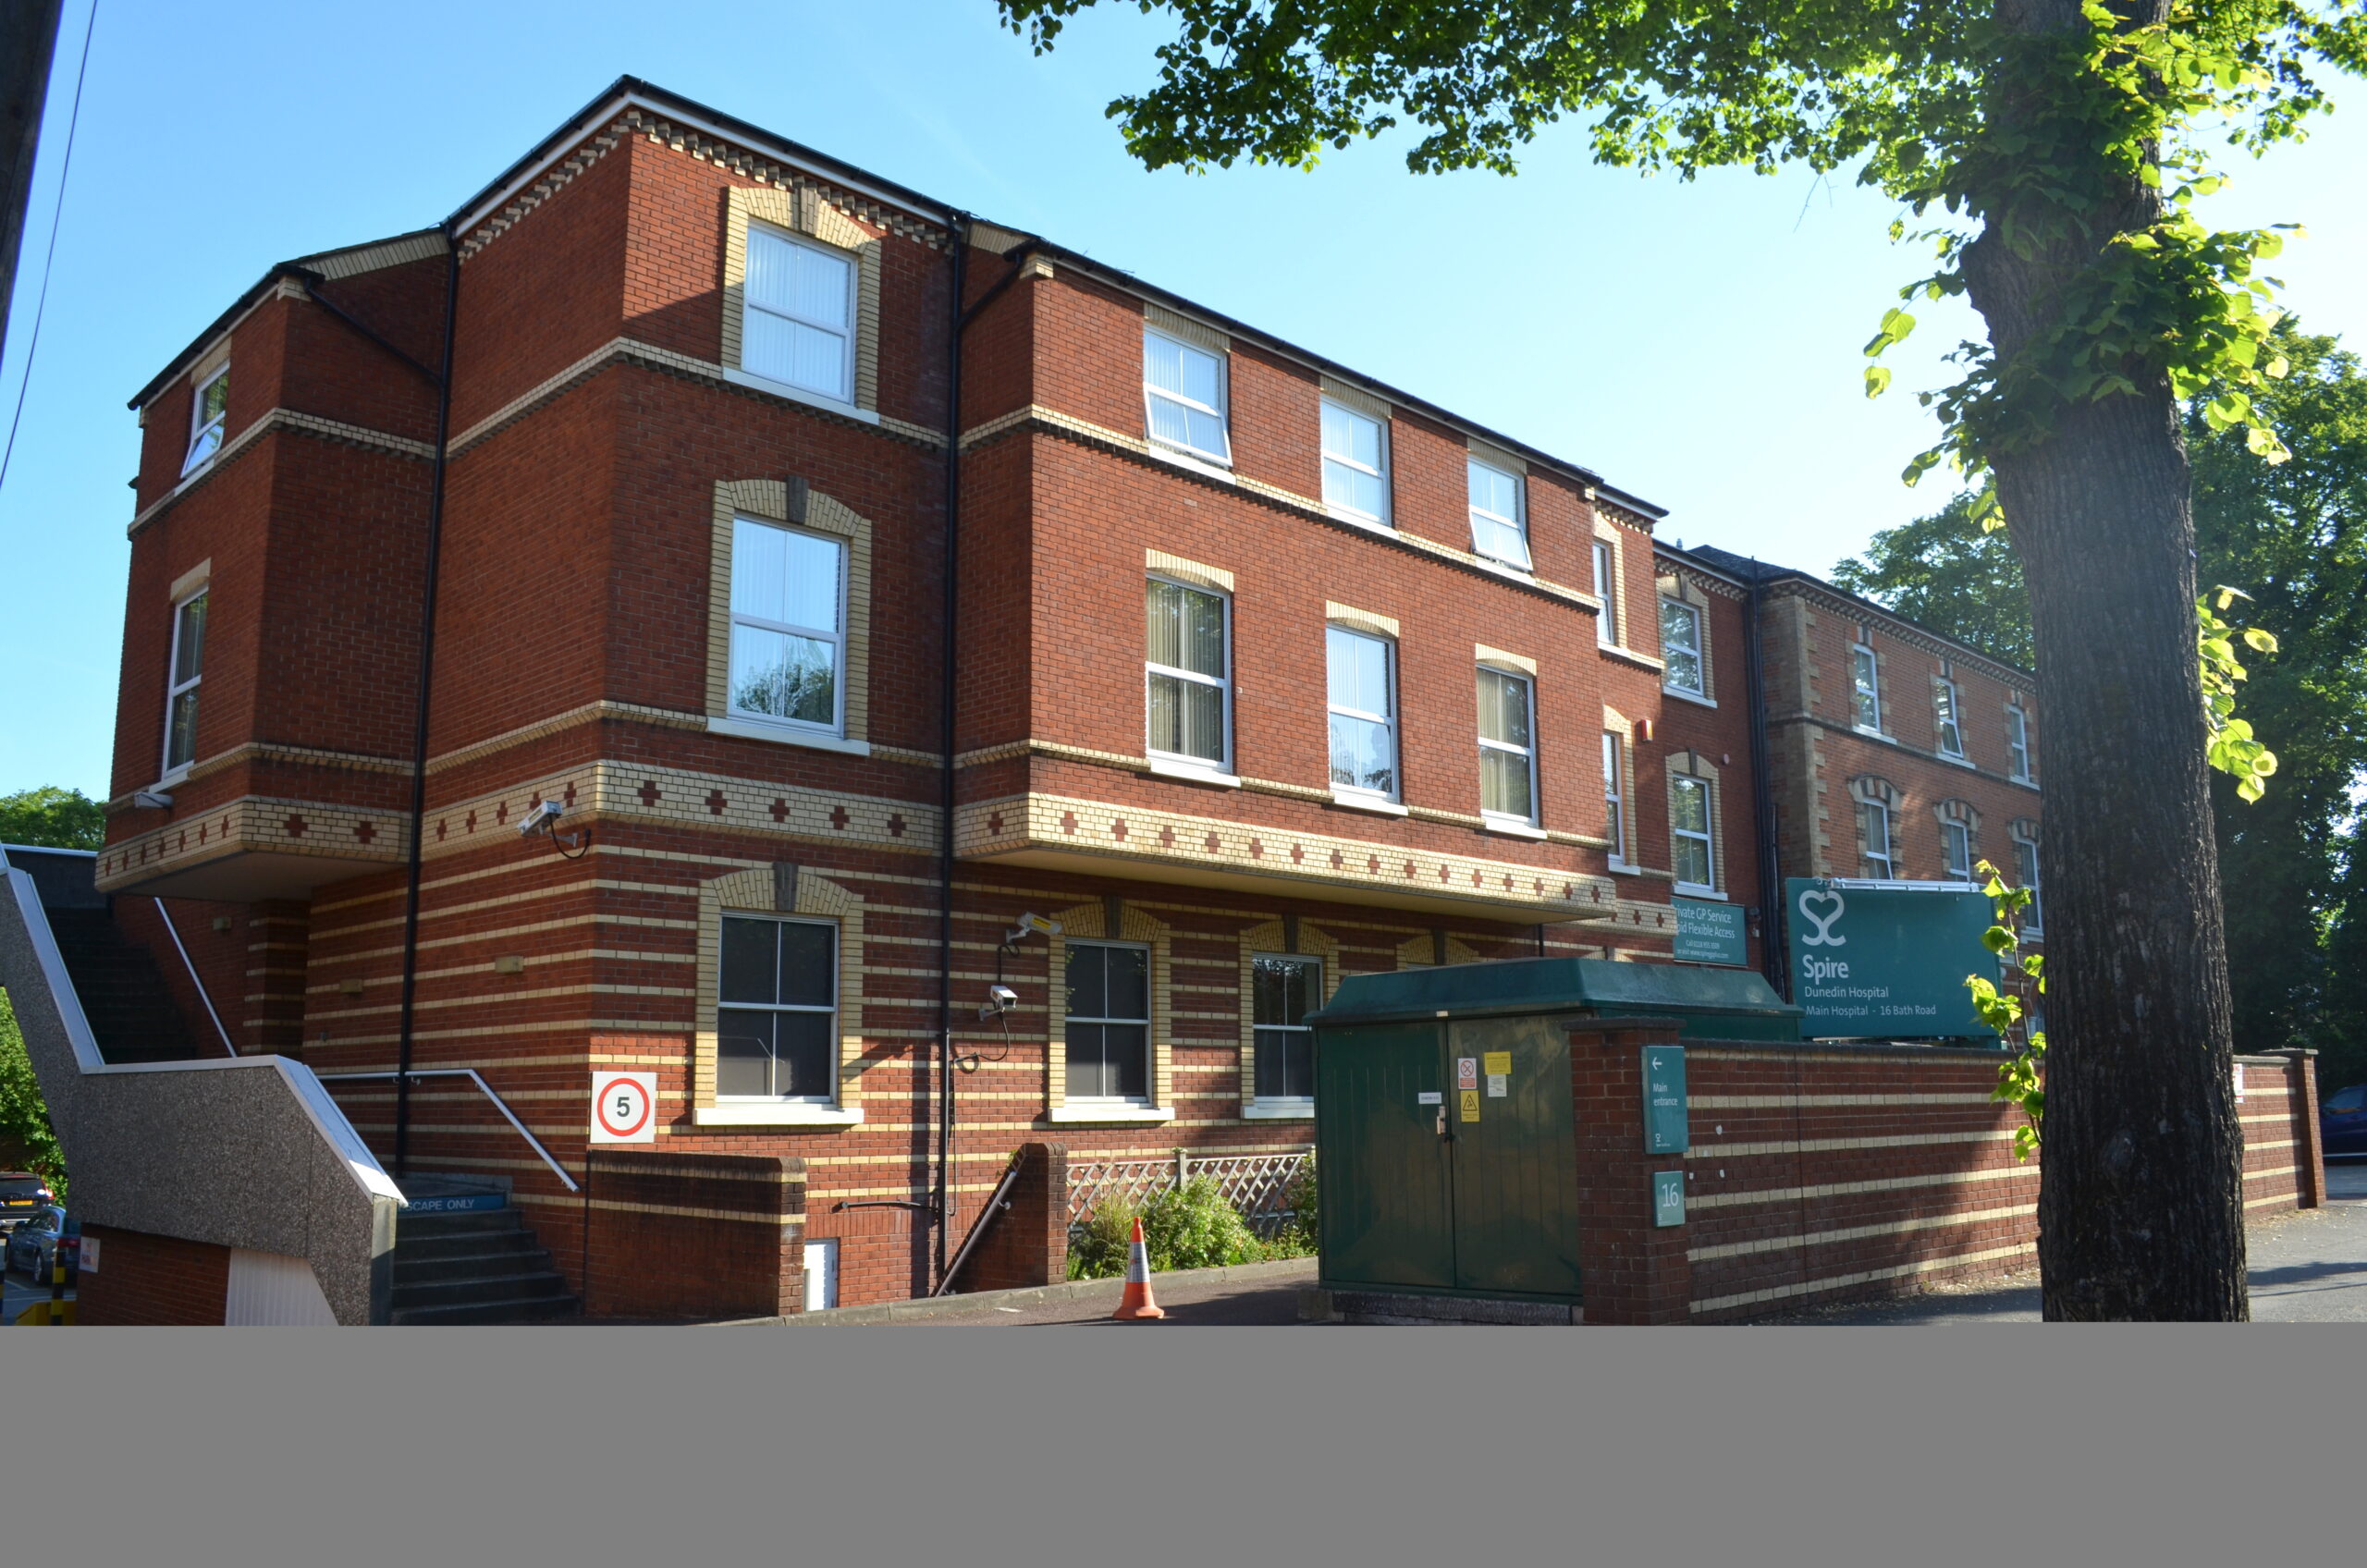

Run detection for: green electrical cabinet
[[1307, 957, 1797, 1305]]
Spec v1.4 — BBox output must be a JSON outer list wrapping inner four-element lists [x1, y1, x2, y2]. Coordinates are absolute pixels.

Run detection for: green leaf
[[1864, 365, 1892, 398]]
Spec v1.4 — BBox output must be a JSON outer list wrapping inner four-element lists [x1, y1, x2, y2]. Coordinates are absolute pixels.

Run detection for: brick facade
[[74, 1223, 233, 1326], [91, 80, 2058, 1318]]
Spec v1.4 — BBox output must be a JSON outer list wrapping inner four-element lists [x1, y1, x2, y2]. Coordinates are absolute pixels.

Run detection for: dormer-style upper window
[[184, 364, 229, 474], [742, 227, 855, 402], [1144, 329, 1231, 463]]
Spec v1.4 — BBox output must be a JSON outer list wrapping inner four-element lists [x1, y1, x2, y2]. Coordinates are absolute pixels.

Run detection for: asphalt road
[[2, 1264, 74, 1326]]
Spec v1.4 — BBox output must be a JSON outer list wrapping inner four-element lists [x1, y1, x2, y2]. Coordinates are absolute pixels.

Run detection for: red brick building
[[86, 79, 2031, 1316]]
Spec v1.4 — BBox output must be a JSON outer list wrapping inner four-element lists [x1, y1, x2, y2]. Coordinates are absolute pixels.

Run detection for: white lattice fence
[[1066, 1146, 1313, 1240]]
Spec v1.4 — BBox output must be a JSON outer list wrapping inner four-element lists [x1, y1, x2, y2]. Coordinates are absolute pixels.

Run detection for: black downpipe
[[934, 222, 969, 1289], [393, 236, 461, 1179], [932, 230, 1038, 1291], [1743, 570, 1787, 999]]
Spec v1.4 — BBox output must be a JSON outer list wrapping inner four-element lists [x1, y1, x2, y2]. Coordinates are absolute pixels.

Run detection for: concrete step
[[392, 1267, 571, 1311], [389, 1292, 582, 1326], [393, 1243, 552, 1282], [392, 1229, 542, 1266], [397, 1207, 526, 1240]]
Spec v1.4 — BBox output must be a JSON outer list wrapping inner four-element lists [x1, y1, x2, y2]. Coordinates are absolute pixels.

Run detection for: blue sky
[[3, 0, 2361, 798]]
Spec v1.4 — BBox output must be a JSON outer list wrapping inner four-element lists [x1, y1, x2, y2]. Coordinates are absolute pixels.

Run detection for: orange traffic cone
[[1111, 1217, 1165, 1320]]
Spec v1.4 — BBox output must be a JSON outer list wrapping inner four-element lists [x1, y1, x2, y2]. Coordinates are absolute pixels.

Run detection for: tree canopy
[[0, 785, 105, 851]]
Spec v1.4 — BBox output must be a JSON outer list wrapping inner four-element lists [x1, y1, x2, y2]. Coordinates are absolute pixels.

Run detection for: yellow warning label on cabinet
[[1482, 1051, 1512, 1076], [1460, 1090, 1481, 1122]]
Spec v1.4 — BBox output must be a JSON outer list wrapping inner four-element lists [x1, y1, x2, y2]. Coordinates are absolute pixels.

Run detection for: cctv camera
[[977, 984, 1018, 1020], [517, 800, 565, 838], [1001, 913, 1063, 946]]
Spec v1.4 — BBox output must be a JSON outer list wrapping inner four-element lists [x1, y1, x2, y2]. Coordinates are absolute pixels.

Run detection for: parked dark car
[[4, 1207, 67, 1281], [2324, 1084, 2367, 1158], [0, 1172, 55, 1231]]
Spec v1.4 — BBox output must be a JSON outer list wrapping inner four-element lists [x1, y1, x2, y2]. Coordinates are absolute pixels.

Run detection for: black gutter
[[1743, 569, 1787, 1000], [392, 235, 461, 1180]]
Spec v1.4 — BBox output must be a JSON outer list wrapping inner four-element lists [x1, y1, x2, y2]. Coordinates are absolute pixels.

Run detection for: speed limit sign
[[590, 1071, 657, 1144]]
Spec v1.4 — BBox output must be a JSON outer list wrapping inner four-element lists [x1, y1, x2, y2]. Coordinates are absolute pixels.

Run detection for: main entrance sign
[[1784, 878, 1999, 1040]]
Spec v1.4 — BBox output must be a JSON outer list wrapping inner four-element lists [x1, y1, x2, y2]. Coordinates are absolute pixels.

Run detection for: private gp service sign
[[590, 1071, 658, 1144]]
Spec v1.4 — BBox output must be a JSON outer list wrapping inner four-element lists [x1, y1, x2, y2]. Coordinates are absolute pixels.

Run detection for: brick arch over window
[[720, 185, 884, 411], [1934, 797, 1981, 832], [1236, 918, 1343, 1110], [2011, 816, 2041, 844], [1848, 775, 1901, 811], [1046, 899, 1174, 1121], [706, 477, 876, 744], [693, 863, 867, 1121]]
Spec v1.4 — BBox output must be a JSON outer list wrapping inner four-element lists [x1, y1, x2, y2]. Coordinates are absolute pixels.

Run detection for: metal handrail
[[315, 1068, 579, 1192], [153, 899, 238, 1057]]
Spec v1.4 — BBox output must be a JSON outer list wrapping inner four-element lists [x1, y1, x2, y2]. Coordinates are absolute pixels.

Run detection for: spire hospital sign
[[1784, 878, 2001, 1041]]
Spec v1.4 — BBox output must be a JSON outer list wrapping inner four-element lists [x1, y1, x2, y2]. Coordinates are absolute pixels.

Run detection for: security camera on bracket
[[963, 913, 1063, 1071], [518, 797, 590, 860]]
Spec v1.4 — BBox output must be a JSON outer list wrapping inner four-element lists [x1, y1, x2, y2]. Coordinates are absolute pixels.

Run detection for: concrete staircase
[[41, 908, 202, 1065], [390, 1181, 578, 1325]]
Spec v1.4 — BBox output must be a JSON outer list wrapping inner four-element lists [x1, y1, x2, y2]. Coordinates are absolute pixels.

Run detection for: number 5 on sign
[[590, 1071, 657, 1144]]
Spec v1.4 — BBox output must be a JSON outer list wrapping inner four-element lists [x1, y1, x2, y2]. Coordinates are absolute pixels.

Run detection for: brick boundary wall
[[946, 1142, 1069, 1294], [581, 1151, 805, 1320], [1565, 1021, 2326, 1324], [73, 1222, 233, 1325]]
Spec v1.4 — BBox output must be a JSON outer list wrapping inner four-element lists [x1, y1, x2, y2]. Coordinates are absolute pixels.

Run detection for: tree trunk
[[1962, 0, 2248, 1318]]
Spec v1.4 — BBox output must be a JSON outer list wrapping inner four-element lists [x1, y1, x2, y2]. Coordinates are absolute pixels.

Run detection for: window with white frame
[[741, 226, 855, 401], [1320, 399, 1388, 523], [1066, 941, 1150, 1101], [162, 589, 209, 777], [1326, 625, 1396, 798], [1594, 540, 1619, 645], [2014, 832, 2043, 933], [1603, 731, 1625, 864], [1857, 800, 1895, 878], [1252, 954, 1319, 1102], [1477, 666, 1537, 824], [1670, 773, 1715, 893], [1661, 597, 1704, 695], [730, 516, 847, 734], [1147, 578, 1231, 770], [1942, 819, 1973, 881], [717, 913, 839, 1100], [1467, 459, 1531, 570], [1934, 677, 1966, 758], [2006, 704, 2034, 781], [1144, 329, 1230, 463], [184, 364, 228, 475], [1851, 641, 1883, 732]]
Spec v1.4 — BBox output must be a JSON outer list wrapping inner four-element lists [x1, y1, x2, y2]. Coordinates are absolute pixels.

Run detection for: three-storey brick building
[[89, 79, 2032, 1316]]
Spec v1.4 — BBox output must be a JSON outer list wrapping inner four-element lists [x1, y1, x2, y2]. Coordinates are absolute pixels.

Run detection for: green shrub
[[1066, 1194, 1141, 1280], [1142, 1176, 1262, 1271], [1277, 1154, 1317, 1253]]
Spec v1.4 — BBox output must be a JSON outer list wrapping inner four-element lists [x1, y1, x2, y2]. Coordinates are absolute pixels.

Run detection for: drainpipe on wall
[[393, 234, 461, 1180], [1743, 569, 1786, 999]]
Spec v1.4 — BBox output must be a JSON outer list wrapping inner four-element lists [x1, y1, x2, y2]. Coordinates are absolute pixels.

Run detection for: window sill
[[2010, 775, 2038, 789], [1144, 441, 1236, 483], [1326, 506, 1392, 532], [1607, 857, 1644, 877], [695, 1103, 865, 1127], [719, 365, 881, 424], [1243, 1101, 1315, 1121], [1599, 644, 1666, 674], [1852, 725, 1897, 744], [155, 766, 192, 790], [1049, 1104, 1176, 1125], [708, 715, 872, 756], [1674, 884, 1723, 900], [1473, 555, 1537, 582], [1482, 817, 1548, 841], [1147, 757, 1241, 789], [1938, 752, 1976, 769], [1662, 686, 1716, 709], [1330, 790, 1407, 817]]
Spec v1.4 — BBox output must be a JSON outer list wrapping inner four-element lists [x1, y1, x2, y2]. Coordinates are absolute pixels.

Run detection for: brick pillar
[[248, 900, 310, 1056], [2286, 1048, 2325, 1209], [1566, 1019, 1693, 1324], [948, 1142, 1069, 1293]]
